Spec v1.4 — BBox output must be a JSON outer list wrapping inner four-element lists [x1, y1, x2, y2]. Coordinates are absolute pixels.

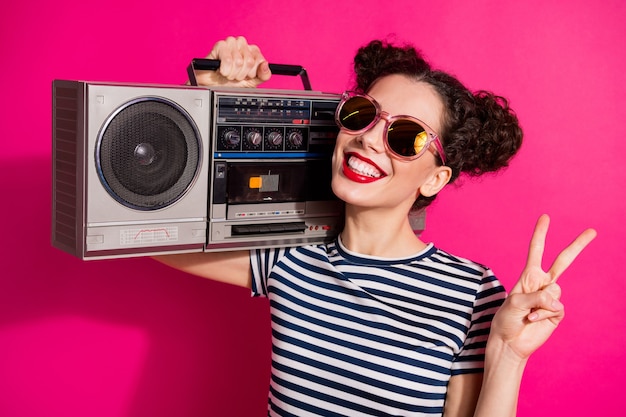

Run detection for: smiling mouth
[[342, 153, 386, 183]]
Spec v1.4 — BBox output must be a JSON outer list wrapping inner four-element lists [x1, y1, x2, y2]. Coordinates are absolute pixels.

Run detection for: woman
[[158, 36, 596, 417]]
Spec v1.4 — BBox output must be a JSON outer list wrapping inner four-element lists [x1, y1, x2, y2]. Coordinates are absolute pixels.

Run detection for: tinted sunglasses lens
[[387, 119, 429, 158], [338, 96, 378, 131]]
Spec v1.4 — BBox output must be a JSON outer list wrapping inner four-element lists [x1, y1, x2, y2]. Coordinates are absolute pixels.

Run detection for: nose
[[356, 112, 390, 153]]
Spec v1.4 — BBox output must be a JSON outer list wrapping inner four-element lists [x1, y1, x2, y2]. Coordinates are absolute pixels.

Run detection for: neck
[[340, 204, 428, 257]]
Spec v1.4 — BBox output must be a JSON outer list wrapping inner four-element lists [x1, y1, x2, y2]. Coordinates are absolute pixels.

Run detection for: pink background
[[1, 0, 624, 416]]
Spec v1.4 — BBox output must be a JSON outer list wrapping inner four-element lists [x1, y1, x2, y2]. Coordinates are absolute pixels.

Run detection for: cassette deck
[[204, 87, 344, 250]]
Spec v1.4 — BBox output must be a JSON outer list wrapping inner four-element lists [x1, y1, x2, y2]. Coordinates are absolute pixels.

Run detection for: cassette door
[[52, 81, 211, 259]]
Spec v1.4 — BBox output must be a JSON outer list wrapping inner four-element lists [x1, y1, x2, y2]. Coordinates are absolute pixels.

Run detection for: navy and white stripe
[[250, 239, 505, 416]]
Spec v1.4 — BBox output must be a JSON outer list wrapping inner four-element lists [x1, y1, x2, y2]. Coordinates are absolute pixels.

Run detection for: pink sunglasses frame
[[335, 91, 447, 165]]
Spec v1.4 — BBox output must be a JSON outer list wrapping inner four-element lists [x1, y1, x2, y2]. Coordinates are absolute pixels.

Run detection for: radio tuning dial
[[288, 131, 304, 147], [246, 131, 262, 146], [268, 131, 283, 146], [222, 129, 241, 148]]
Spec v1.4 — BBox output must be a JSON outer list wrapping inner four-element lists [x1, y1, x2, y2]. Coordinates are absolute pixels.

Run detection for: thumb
[[255, 61, 272, 84]]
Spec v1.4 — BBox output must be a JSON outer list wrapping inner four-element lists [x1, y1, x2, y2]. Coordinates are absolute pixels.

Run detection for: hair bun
[[447, 90, 523, 177]]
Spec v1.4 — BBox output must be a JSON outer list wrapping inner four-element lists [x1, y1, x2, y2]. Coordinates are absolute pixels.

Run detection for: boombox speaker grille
[[97, 98, 201, 210]]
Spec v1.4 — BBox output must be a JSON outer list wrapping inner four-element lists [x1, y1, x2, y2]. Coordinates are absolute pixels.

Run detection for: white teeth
[[347, 155, 382, 178]]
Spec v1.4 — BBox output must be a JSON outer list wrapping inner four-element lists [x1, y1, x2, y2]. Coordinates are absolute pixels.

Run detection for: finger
[[547, 228, 597, 283], [207, 36, 248, 80], [527, 305, 565, 323], [527, 295, 565, 322], [225, 36, 250, 80], [508, 289, 564, 321], [527, 283, 564, 322], [507, 289, 559, 312], [515, 214, 550, 294], [206, 38, 226, 60], [256, 60, 272, 83], [543, 283, 562, 300], [525, 214, 550, 270], [238, 43, 270, 83], [233, 36, 257, 80], [248, 46, 271, 83], [207, 36, 241, 61], [207, 38, 236, 78]]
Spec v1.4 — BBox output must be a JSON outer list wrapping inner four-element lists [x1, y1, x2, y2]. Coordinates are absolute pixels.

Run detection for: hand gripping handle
[[187, 58, 312, 90]]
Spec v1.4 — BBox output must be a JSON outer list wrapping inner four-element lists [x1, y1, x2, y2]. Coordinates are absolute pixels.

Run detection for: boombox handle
[[187, 58, 312, 91]]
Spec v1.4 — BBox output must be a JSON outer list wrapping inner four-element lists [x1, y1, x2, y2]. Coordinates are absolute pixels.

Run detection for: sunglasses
[[335, 91, 447, 165]]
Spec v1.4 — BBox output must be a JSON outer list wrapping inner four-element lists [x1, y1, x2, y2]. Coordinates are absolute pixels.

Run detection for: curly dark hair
[[352, 40, 523, 210]]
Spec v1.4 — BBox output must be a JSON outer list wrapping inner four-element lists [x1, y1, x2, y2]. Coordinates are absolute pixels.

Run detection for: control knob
[[268, 131, 283, 146], [288, 130, 304, 148], [246, 130, 262, 146], [222, 129, 241, 148]]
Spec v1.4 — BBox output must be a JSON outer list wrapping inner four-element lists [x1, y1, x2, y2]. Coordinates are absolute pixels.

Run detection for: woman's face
[[331, 74, 447, 212]]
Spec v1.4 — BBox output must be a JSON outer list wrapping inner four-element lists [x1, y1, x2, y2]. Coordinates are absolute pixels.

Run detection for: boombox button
[[292, 119, 310, 125], [87, 235, 104, 244]]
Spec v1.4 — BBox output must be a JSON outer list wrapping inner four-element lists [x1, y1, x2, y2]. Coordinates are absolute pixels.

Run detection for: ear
[[419, 166, 452, 197]]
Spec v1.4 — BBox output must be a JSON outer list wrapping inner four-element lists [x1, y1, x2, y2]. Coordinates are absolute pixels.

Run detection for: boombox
[[52, 60, 425, 260], [52, 67, 347, 259]]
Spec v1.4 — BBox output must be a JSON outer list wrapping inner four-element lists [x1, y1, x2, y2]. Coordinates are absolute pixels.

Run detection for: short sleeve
[[249, 247, 289, 297], [451, 270, 506, 375]]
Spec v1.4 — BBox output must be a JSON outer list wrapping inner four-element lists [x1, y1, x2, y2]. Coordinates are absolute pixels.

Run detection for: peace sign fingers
[[546, 226, 597, 284], [514, 214, 597, 294], [491, 215, 596, 361]]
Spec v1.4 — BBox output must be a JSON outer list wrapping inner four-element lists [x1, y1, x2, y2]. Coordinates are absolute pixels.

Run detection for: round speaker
[[96, 97, 202, 210]]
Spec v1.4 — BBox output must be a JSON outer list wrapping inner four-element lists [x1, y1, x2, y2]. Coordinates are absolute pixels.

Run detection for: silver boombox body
[[52, 80, 344, 259]]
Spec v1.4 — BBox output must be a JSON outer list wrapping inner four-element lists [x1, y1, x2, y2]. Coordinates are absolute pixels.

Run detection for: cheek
[[331, 147, 341, 176], [331, 133, 348, 166], [333, 131, 349, 151], [390, 161, 430, 191], [330, 171, 350, 203]]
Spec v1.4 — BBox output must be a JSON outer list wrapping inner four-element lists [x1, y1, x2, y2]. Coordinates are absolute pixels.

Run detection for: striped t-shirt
[[250, 238, 506, 416]]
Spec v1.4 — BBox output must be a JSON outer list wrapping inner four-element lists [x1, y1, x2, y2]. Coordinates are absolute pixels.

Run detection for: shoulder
[[419, 246, 492, 275], [251, 242, 334, 270], [421, 246, 504, 293]]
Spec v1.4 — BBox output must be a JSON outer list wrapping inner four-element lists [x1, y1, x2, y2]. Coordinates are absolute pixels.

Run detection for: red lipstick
[[342, 153, 386, 183]]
